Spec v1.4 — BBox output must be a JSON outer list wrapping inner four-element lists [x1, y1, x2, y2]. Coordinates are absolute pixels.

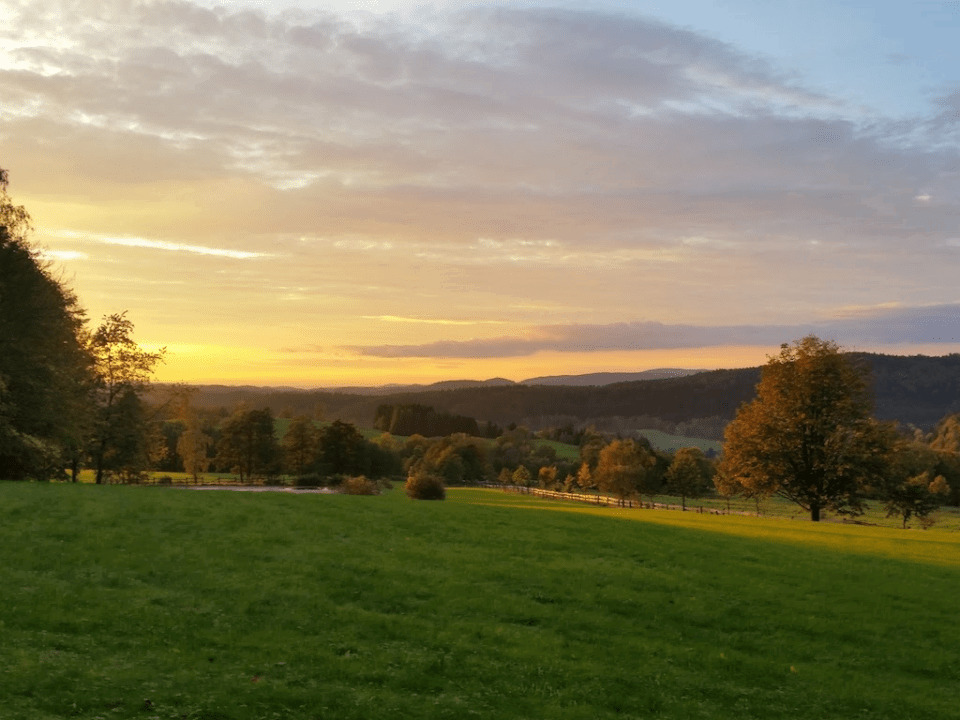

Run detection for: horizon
[[4, 0, 960, 386], [149, 345, 960, 391]]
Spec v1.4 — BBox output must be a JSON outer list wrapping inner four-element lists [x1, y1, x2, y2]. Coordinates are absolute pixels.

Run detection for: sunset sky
[[3, 0, 960, 387]]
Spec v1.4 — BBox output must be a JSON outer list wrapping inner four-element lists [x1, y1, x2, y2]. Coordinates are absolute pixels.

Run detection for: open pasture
[[1, 484, 958, 719]]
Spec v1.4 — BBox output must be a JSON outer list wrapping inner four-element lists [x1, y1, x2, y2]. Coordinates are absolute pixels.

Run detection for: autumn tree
[[576, 461, 595, 491], [538, 465, 558, 489], [282, 415, 319, 475], [85, 313, 165, 483], [406, 433, 490, 485], [579, 429, 606, 471], [717, 336, 887, 521], [664, 447, 714, 510], [512, 464, 532, 487], [930, 414, 960, 454], [594, 438, 654, 505], [879, 438, 951, 528]]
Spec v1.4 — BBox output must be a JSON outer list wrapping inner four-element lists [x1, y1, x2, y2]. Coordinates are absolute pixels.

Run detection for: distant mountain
[[164, 353, 960, 437], [317, 370, 699, 394], [521, 369, 707, 386], [321, 377, 517, 396]]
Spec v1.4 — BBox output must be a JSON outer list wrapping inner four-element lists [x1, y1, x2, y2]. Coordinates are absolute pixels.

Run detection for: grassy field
[[2, 484, 958, 719]]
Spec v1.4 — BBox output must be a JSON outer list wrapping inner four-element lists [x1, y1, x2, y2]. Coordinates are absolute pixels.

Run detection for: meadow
[[634, 429, 723, 455], [1, 483, 958, 719]]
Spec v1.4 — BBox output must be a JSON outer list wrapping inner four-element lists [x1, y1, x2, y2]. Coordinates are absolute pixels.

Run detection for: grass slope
[[1, 484, 958, 719]]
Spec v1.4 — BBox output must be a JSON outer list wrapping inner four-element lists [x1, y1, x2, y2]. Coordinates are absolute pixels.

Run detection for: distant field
[[533, 438, 581, 461], [635, 428, 723, 454], [2, 483, 958, 719]]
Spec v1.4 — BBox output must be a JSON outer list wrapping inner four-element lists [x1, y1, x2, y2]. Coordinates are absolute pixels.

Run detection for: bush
[[341, 475, 380, 496], [292, 473, 324, 488], [404, 471, 446, 500]]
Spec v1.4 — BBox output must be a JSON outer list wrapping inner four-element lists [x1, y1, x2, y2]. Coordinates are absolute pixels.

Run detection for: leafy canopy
[[718, 336, 887, 521]]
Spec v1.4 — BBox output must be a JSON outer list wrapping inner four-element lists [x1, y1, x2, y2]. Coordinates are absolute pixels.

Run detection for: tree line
[[4, 166, 959, 523]]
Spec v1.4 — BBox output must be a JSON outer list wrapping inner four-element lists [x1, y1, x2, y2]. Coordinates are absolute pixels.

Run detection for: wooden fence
[[498, 485, 719, 514]]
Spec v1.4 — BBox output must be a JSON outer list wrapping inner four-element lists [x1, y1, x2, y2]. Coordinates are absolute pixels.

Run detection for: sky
[[2, 0, 959, 387]]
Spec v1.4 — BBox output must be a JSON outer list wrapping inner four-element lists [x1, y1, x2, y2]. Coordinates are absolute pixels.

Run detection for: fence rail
[[498, 485, 720, 514]]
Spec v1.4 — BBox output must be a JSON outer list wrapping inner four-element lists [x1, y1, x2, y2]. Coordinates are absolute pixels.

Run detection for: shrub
[[404, 471, 446, 500], [341, 475, 380, 496], [292, 473, 324, 488]]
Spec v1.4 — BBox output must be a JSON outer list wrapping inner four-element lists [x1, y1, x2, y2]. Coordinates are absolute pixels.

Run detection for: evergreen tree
[[216, 407, 280, 481], [0, 171, 92, 480]]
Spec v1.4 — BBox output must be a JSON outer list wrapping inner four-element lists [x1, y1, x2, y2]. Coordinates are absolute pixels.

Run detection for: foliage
[[317, 419, 368, 476], [85, 313, 165, 484], [0, 167, 32, 242], [404, 470, 446, 500], [374, 403, 480, 437], [594, 438, 655, 503], [511, 465, 532, 487], [718, 336, 889, 521], [537, 464, 558, 489], [664, 447, 714, 510], [404, 433, 491, 485], [0, 173, 92, 480], [282, 415, 319, 475], [216, 407, 280, 481], [177, 418, 212, 482], [882, 472, 949, 528], [879, 439, 951, 528], [341, 475, 380, 495], [929, 413, 960, 453]]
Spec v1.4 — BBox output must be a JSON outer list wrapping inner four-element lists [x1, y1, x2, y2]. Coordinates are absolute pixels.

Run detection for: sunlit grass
[[464, 489, 960, 567], [2, 484, 958, 719]]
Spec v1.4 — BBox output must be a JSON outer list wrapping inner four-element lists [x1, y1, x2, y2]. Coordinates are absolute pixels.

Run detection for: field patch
[[1, 484, 958, 719]]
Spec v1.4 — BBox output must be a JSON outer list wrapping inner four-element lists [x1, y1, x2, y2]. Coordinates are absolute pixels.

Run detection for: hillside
[[167, 353, 960, 436], [3, 484, 959, 719]]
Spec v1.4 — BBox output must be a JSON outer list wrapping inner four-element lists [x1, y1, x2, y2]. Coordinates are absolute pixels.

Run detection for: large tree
[[594, 438, 654, 505], [281, 415, 320, 476], [86, 313, 165, 483], [664, 447, 713, 510], [717, 336, 888, 521], [216, 407, 280, 481], [0, 171, 92, 480]]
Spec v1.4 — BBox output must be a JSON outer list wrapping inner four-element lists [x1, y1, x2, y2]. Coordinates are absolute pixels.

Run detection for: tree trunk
[[810, 503, 821, 522]]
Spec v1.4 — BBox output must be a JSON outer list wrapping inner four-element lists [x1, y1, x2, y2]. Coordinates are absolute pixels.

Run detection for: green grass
[[2, 484, 958, 719], [533, 438, 581, 461]]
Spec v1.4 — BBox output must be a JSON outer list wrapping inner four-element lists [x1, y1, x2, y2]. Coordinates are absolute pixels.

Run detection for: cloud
[[350, 304, 960, 358], [53, 231, 270, 259], [2, 0, 960, 379], [9, 4, 941, 254]]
